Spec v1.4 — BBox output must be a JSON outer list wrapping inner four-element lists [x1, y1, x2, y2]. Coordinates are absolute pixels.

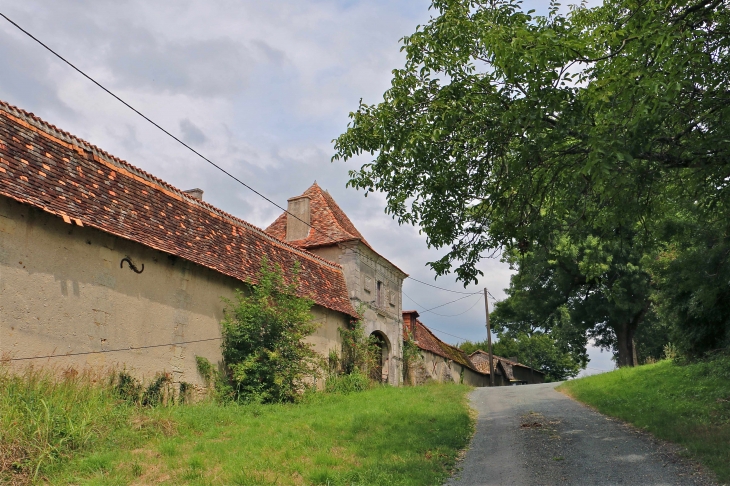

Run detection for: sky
[[0, 0, 614, 375]]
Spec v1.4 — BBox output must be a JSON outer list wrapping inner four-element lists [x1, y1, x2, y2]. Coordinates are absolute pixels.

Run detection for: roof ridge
[[0, 100, 342, 271]]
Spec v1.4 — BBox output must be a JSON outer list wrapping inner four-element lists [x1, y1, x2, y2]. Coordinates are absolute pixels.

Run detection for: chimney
[[402, 310, 419, 334], [183, 188, 204, 200], [286, 195, 310, 241]]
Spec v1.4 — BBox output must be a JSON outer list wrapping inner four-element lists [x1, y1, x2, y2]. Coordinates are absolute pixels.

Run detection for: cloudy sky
[[0, 0, 613, 374]]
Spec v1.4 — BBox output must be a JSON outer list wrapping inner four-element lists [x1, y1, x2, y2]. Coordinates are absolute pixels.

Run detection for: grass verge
[[1, 367, 473, 485], [558, 354, 730, 483]]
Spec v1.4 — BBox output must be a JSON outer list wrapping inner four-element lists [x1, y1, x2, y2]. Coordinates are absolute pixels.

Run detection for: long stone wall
[[406, 348, 489, 387]]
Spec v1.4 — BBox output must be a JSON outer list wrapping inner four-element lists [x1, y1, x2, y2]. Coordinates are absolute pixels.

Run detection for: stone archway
[[369, 331, 390, 383]]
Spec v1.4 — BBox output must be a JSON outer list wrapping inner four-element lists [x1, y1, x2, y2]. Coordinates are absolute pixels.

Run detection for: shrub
[[195, 355, 233, 401], [221, 258, 319, 403]]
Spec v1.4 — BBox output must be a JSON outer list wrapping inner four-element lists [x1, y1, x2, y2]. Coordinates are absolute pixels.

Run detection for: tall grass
[[1, 364, 473, 485], [558, 353, 730, 482], [0, 365, 172, 485]]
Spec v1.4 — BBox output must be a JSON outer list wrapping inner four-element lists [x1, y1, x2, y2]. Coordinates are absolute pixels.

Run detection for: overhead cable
[[7, 337, 223, 362], [0, 12, 493, 302], [406, 276, 478, 294]]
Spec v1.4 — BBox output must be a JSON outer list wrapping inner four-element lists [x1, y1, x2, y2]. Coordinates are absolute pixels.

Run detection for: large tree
[[491, 232, 652, 367], [334, 0, 730, 364]]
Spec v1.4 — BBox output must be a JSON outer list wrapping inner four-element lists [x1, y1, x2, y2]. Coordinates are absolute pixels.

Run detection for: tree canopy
[[334, 0, 730, 364]]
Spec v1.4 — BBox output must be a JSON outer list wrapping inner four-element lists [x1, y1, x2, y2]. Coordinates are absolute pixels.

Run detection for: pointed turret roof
[[265, 182, 373, 250]]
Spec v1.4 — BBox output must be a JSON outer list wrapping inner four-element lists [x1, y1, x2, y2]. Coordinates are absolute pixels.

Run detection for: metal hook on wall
[[120, 257, 144, 274]]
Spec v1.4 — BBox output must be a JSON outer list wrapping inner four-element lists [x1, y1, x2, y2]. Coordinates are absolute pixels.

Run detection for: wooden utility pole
[[484, 288, 495, 386]]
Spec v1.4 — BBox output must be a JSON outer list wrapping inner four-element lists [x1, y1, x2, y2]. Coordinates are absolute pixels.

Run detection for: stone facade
[[0, 197, 349, 386], [265, 183, 408, 386], [309, 240, 406, 386]]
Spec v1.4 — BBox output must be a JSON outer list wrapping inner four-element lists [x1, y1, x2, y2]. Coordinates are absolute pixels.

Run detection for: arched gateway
[[369, 331, 390, 383]]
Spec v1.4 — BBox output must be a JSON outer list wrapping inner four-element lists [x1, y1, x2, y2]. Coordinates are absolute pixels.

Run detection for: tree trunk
[[613, 301, 650, 367], [614, 322, 638, 367]]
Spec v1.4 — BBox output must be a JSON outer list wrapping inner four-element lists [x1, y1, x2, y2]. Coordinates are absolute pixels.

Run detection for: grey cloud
[[180, 119, 207, 145], [0, 28, 71, 116], [106, 28, 251, 97], [251, 40, 287, 65]]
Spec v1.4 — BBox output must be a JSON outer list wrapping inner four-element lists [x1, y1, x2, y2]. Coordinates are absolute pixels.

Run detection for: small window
[[376, 281, 383, 307]]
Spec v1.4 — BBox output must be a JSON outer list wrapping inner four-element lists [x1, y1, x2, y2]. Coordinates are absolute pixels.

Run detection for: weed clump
[[324, 369, 370, 394], [0, 366, 132, 484]]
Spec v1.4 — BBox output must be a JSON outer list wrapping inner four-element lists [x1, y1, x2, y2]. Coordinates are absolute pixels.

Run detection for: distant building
[[402, 310, 489, 387], [265, 183, 407, 385], [469, 350, 546, 385]]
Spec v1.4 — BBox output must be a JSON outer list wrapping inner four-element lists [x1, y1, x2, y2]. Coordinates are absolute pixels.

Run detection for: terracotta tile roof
[[265, 182, 372, 249], [265, 183, 407, 276], [0, 100, 356, 317], [402, 311, 484, 375]]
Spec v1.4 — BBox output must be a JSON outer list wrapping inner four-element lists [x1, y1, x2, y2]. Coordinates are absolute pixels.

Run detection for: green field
[[558, 355, 730, 483], [0, 367, 473, 485]]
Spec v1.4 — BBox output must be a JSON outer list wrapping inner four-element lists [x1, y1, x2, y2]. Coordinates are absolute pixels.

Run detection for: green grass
[[558, 354, 730, 482], [1, 367, 473, 485]]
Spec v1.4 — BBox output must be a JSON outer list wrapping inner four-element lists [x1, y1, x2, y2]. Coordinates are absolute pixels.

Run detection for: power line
[[427, 327, 471, 342], [403, 290, 483, 317], [406, 277, 478, 295], [7, 337, 223, 362], [0, 12, 367, 257], [402, 289, 482, 316], [0, 12, 500, 307], [0, 12, 478, 298], [0, 13, 301, 227]]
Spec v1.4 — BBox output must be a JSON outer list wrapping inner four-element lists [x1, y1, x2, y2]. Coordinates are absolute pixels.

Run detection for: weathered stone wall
[[0, 197, 348, 386], [406, 349, 489, 387]]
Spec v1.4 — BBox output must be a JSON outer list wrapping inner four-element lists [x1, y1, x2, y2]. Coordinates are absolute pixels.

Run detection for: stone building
[[469, 350, 546, 385], [0, 100, 357, 387], [402, 310, 489, 387], [265, 183, 407, 385]]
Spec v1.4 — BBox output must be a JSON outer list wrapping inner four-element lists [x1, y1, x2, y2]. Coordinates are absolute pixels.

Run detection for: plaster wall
[[0, 197, 348, 386]]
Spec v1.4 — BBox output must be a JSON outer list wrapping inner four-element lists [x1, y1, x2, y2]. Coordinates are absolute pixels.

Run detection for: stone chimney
[[183, 188, 204, 200], [285, 195, 311, 241]]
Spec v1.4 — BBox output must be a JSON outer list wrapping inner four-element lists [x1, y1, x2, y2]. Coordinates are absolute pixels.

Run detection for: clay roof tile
[[0, 100, 356, 317]]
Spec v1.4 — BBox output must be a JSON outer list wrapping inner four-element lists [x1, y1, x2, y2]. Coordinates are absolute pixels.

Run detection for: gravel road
[[446, 383, 716, 486]]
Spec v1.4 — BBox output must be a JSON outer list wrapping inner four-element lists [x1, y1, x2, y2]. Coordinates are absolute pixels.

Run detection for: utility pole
[[484, 288, 495, 386]]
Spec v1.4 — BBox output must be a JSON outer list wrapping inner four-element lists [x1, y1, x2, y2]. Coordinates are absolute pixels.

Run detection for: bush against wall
[[338, 306, 379, 377], [221, 258, 319, 403]]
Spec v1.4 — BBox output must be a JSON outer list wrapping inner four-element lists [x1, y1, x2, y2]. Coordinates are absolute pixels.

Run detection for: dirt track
[[446, 383, 716, 486]]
